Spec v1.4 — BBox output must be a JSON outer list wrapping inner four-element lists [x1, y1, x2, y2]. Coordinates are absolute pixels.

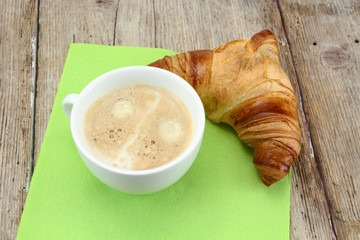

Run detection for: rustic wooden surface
[[279, 1, 360, 239], [1, 0, 359, 239], [0, 0, 37, 239]]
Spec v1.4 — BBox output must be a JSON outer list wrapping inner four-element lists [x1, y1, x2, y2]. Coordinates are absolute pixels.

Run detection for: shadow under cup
[[63, 66, 205, 194]]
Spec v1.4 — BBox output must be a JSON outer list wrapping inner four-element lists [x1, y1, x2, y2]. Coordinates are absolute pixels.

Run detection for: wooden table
[[1, 0, 359, 239]]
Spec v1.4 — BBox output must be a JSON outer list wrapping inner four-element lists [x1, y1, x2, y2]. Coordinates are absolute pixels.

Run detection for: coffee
[[83, 83, 193, 170]]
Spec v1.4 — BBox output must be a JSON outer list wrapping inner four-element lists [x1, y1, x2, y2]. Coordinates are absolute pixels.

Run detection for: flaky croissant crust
[[149, 30, 301, 186]]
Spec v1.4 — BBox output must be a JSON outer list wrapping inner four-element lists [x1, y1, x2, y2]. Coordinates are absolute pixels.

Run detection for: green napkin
[[17, 44, 290, 240]]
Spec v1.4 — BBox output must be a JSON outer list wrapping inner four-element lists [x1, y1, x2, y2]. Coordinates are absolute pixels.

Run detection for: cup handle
[[62, 94, 79, 119]]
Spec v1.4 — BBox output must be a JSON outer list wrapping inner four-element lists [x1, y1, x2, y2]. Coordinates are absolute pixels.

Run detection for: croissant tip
[[254, 29, 276, 39], [260, 175, 276, 187], [255, 164, 290, 186], [260, 176, 277, 187], [255, 161, 291, 187], [259, 29, 274, 36], [245, 29, 278, 54]]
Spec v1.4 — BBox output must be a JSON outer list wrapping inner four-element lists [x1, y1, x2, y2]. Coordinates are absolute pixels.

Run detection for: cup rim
[[70, 66, 205, 176]]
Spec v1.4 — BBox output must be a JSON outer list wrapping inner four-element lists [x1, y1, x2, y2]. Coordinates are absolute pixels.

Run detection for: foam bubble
[[112, 99, 135, 119], [158, 120, 184, 143]]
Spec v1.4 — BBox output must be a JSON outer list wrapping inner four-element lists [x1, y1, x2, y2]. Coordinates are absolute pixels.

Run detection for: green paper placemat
[[17, 44, 290, 240]]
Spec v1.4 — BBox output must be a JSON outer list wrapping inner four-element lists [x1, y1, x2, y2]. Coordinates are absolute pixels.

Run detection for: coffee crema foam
[[83, 83, 193, 170]]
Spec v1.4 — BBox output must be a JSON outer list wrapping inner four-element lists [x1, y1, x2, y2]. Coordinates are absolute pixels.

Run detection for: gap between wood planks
[[112, 0, 120, 46], [152, 0, 157, 48], [26, 0, 40, 192], [275, 0, 337, 239]]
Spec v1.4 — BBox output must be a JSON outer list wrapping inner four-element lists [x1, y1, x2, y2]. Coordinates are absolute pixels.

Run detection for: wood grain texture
[[34, 0, 119, 163], [5, 0, 351, 239], [114, 0, 155, 47], [279, 0, 360, 239], [148, 1, 334, 239], [0, 0, 37, 239]]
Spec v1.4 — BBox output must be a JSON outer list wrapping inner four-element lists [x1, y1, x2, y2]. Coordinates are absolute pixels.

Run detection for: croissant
[[148, 30, 301, 186]]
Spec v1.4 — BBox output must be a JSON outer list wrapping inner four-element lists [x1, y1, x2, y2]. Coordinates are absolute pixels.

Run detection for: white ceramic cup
[[62, 66, 205, 194]]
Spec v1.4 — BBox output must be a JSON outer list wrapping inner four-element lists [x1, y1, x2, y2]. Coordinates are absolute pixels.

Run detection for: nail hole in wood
[[355, 39, 359, 43], [313, 42, 317, 46]]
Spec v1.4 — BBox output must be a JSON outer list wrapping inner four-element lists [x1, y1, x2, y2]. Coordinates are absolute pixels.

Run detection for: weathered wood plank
[[34, 0, 119, 163], [151, 0, 334, 239], [0, 0, 37, 239], [278, 0, 360, 239], [114, 0, 155, 47]]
